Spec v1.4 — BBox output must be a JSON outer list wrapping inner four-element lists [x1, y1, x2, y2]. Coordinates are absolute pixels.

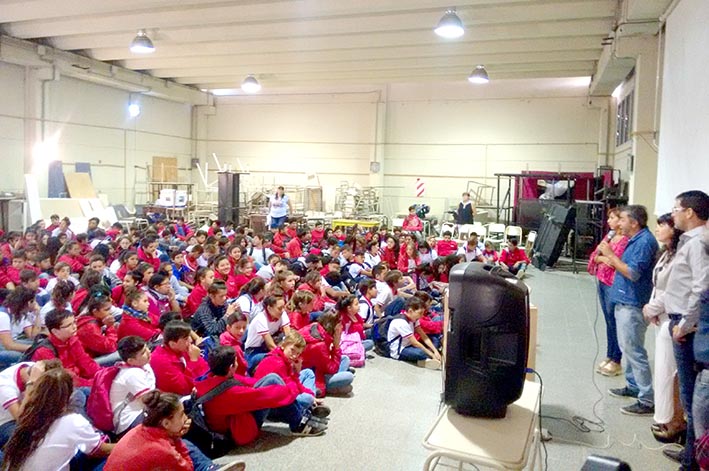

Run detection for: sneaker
[[595, 359, 610, 373], [347, 367, 356, 374], [620, 401, 654, 416], [662, 446, 684, 464], [417, 359, 442, 370], [608, 386, 638, 399], [292, 419, 327, 437], [311, 404, 331, 418], [216, 461, 246, 471], [599, 361, 623, 377]]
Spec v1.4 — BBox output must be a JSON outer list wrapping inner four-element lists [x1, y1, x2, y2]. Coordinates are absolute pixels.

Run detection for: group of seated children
[[0, 212, 526, 468]]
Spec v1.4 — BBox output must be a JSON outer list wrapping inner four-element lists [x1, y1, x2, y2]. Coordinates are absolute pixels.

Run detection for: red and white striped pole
[[415, 178, 425, 198]]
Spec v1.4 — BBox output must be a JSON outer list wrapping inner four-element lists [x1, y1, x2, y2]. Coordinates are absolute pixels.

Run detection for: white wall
[[0, 63, 193, 205], [206, 78, 602, 218], [656, 0, 709, 213]]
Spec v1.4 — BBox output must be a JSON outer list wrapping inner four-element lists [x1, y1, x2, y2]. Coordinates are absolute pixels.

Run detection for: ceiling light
[[130, 29, 155, 54], [468, 65, 489, 84], [128, 103, 141, 118], [434, 8, 465, 38], [241, 75, 261, 94]]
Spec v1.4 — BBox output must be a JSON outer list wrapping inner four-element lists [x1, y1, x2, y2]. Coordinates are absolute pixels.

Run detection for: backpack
[[340, 331, 365, 367], [86, 366, 133, 434], [183, 378, 241, 458], [19, 334, 57, 362], [371, 313, 407, 358]]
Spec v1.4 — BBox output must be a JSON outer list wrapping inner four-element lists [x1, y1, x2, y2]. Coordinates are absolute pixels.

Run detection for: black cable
[[527, 368, 549, 471]]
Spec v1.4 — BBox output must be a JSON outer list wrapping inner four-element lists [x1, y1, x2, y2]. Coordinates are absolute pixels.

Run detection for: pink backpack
[[340, 331, 365, 367], [86, 366, 133, 433]]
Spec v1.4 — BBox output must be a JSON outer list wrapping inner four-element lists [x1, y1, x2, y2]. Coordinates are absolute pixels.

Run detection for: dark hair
[[208, 280, 227, 295], [45, 308, 74, 332], [442, 231, 452, 237], [140, 235, 158, 248], [263, 294, 284, 310], [209, 345, 236, 376], [676, 190, 709, 220], [413, 290, 433, 304], [89, 254, 106, 264], [657, 213, 684, 255], [121, 250, 138, 264], [335, 294, 357, 313], [118, 336, 147, 361], [405, 297, 426, 312], [50, 280, 76, 308], [159, 312, 182, 330], [358, 278, 376, 296], [324, 272, 342, 286], [621, 205, 648, 228], [85, 292, 112, 317], [134, 263, 155, 280], [372, 263, 387, 278], [3, 287, 37, 323], [148, 273, 168, 289], [79, 269, 103, 289], [1, 368, 74, 470], [125, 288, 146, 306], [304, 270, 322, 286], [240, 277, 266, 297], [19, 269, 38, 284], [194, 267, 214, 286], [226, 311, 247, 326], [142, 390, 182, 428], [163, 320, 192, 343], [384, 270, 403, 286]]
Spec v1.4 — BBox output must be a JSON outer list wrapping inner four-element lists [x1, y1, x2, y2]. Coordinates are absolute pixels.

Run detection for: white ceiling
[[0, 0, 647, 91]]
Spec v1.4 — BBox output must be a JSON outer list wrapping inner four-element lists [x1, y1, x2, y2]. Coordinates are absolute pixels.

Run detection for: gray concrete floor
[[215, 268, 677, 470]]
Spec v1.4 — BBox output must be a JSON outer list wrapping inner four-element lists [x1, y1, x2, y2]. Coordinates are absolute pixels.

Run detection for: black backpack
[[19, 334, 57, 362], [183, 378, 241, 458], [371, 313, 407, 358]]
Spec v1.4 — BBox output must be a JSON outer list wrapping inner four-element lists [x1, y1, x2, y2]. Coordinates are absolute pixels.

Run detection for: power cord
[[526, 368, 549, 471]]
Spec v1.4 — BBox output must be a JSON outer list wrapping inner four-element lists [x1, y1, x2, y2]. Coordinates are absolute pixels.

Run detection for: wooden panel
[[64, 172, 97, 199], [152, 156, 178, 182], [526, 304, 538, 380]]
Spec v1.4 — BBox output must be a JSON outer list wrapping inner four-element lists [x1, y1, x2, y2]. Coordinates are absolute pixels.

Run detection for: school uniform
[[149, 345, 209, 396], [31, 334, 101, 388], [110, 363, 156, 435], [388, 316, 421, 360], [436, 239, 458, 257], [76, 315, 118, 358], [218, 331, 248, 376], [104, 425, 192, 471]]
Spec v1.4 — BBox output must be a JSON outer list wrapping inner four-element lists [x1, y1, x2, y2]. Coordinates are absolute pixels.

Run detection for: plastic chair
[[470, 223, 487, 240], [525, 231, 537, 252], [457, 224, 475, 239], [505, 225, 523, 243], [486, 223, 506, 249]]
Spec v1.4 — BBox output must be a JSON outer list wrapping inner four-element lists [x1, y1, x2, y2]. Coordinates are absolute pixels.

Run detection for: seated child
[[387, 298, 441, 368], [32, 308, 101, 387], [191, 280, 240, 337], [236, 277, 267, 320], [287, 290, 316, 331], [76, 293, 119, 366], [435, 231, 458, 257], [219, 312, 249, 376], [117, 289, 161, 342], [243, 295, 291, 371], [110, 336, 155, 437], [149, 320, 208, 396]]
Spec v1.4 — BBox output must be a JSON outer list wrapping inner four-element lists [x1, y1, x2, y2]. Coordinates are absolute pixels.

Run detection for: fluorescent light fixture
[[468, 65, 489, 84], [128, 103, 141, 118], [211, 89, 240, 96], [241, 75, 261, 94], [434, 8, 465, 39], [130, 29, 155, 54]]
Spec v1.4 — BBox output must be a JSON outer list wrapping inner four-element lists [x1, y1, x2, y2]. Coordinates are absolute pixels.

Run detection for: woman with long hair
[[643, 213, 686, 442], [268, 186, 293, 230], [104, 390, 244, 471], [587, 208, 629, 377], [1, 368, 113, 471]]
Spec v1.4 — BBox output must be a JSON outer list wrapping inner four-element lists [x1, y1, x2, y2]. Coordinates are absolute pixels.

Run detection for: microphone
[[606, 230, 616, 241]]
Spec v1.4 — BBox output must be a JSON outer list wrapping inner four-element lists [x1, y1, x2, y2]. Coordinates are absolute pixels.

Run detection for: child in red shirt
[[287, 290, 315, 330], [435, 231, 458, 257], [219, 311, 249, 376], [117, 289, 160, 342]]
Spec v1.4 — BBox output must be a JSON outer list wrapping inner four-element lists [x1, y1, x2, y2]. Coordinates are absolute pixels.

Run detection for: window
[[615, 92, 633, 146]]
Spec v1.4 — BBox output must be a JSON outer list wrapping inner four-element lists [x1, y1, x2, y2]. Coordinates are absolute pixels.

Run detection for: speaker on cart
[[532, 203, 576, 269]]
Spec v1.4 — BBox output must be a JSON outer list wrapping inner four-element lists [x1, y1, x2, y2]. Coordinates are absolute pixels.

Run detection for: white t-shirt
[[358, 297, 375, 325], [39, 301, 73, 324], [45, 277, 80, 293], [244, 311, 290, 349], [364, 253, 381, 268], [0, 362, 32, 426], [237, 294, 260, 321], [110, 364, 156, 434], [249, 246, 274, 267], [373, 281, 393, 308], [0, 310, 33, 340], [20, 413, 104, 471], [255, 264, 275, 281], [388, 317, 420, 360], [269, 194, 290, 218], [348, 263, 365, 279], [464, 246, 484, 262]]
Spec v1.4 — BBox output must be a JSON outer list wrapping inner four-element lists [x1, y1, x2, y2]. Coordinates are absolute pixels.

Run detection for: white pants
[[654, 315, 678, 424]]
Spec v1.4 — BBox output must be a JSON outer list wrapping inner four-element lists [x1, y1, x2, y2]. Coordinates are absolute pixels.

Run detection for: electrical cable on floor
[[527, 368, 549, 471]]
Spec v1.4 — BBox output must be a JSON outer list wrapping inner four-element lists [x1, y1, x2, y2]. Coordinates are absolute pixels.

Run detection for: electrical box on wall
[[369, 161, 381, 174]]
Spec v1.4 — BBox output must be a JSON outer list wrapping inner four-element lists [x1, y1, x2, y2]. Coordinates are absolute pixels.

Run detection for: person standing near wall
[[661, 190, 709, 470], [268, 186, 293, 230]]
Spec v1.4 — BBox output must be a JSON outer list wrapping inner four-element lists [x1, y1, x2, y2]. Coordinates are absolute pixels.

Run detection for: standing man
[[599, 205, 658, 416], [662, 190, 709, 470]]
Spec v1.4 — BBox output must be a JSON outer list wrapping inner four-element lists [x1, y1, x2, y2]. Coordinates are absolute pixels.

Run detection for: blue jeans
[[270, 216, 287, 229], [398, 346, 430, 362], [670, 317, 698, 469], [0, 349, 22, 370], [614, 304, 654, 406], [362, 339, 374, 352], [325, 356, 354, 391], [183, 439, 218, 471], [244, 346, 269, 375], [693, 368, 709, 440], [598, 282, 622, 363], [0, 420, 16, 448], [296, 369, 316, 411], [251, 374, 304, 431], [508, 263, 527, 275]]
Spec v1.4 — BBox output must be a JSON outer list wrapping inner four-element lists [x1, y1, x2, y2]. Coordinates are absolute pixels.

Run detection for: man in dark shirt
[[599, 205, 658, 416]]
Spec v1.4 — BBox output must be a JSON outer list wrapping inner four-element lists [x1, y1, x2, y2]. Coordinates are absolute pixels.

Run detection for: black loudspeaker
[[218, 172, 240, 224], [581, 455, 632, 471], [532, 203, 576, 269], [444, 262, 529, 418]]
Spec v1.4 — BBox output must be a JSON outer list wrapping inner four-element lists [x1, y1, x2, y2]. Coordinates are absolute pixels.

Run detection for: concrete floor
[[214, 268, 678, 471]]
